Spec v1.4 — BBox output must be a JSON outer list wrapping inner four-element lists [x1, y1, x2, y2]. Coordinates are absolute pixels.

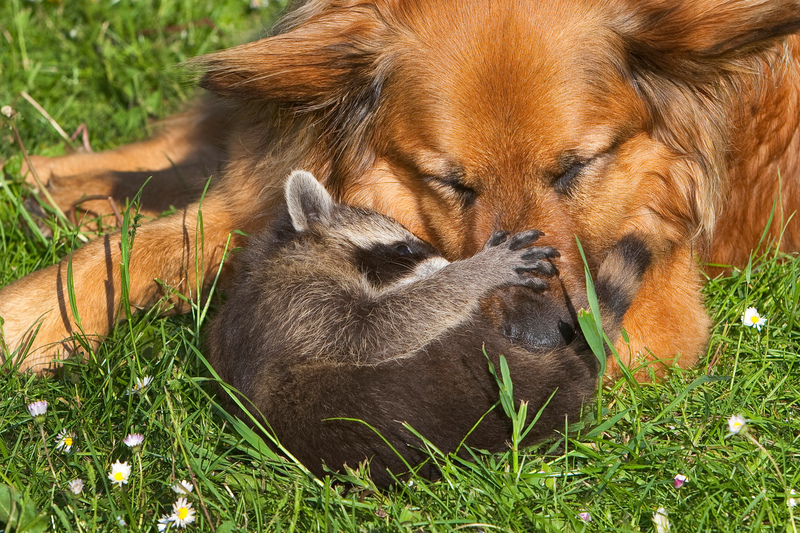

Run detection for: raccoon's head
[[285, 171, 450, 287]]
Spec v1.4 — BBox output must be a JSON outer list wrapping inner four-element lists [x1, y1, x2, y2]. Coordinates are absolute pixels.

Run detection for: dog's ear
[[196, 5, 387, 105], [619, 0, 800, 75], [615, 0, 800, 240]]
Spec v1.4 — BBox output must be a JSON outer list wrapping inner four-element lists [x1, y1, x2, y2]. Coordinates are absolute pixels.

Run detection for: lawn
[[1, 1, 798, 531]]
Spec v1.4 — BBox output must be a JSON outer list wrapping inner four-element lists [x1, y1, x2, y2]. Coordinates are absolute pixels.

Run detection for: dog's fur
[[3, 0, 800, 378], [208, 170, 649, 485]]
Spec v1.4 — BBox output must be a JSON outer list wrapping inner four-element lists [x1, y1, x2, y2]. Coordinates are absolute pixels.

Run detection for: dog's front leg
[[0, 193, 260, 373], [605, 243, 711, 381]]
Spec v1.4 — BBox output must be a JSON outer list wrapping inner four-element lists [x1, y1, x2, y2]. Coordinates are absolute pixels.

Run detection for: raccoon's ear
[[285, 170, 335, 232]]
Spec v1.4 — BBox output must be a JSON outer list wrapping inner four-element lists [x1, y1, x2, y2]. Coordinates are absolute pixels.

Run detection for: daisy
[[653, 507, 671, 533], [742, 307, 766, 331], [727, 414, 748, 436], [673, 473, 688, 489], [68, 478, 84, 495], [788, 489, 798, 508], [123, 433, 144, 449], [27, 400, 48, 420], [55, 429, 75, 453], [171, 479, 194, 495], [157, 515, 172, 532], [170, 497, 196, 528], [108, 461, 131, 487], [128, 375, 153, 395]]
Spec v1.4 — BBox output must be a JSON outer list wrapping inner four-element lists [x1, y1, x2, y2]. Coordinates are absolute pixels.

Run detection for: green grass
[[1, 1, 799, 531]]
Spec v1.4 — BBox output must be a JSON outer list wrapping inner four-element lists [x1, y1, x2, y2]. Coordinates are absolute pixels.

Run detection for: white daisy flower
[[171, 479, 194, 495], [27, 400, 48, 419], [108, 461, 131, 487], [128, 375, 153, 395], [727, 414, 748, 436], [742, 307, 766, 331], [169, 497, 196, 528], [68, 478, 84, 495], [653, 507, 671, 533], [123, 433, 144, 449], [157, 515, 172, 532], [55, 429, 75, 453]]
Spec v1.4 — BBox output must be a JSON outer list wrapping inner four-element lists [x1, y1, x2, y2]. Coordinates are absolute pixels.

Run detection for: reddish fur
[[3, 0, 800, 380]]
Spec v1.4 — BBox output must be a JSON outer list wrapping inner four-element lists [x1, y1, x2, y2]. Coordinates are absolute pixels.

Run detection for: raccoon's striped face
[[329, 207, 448, 287], [353, 236, 448, 287], [283, 170, 449, 288]]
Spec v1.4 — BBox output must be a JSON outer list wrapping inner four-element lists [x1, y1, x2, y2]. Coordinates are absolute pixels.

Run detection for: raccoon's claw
[[520, 246, 559, 262], [484, 230, 510, 248], [518, 276, 550, 292], [516, 260, 559, 277], [485, 229, 546, 251], [507, 229, 544, 250]]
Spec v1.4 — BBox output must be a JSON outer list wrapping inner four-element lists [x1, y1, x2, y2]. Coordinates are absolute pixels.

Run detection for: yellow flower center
[[750, 316, 759, 324], [64, 437, 73, 446], [178, 508, 188, 520], [114, 472, 124, 481]]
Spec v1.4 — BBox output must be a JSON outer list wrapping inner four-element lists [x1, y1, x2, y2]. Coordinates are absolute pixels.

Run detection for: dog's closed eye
[[426, 171, 479, 208], [552, 158, 589, 194]]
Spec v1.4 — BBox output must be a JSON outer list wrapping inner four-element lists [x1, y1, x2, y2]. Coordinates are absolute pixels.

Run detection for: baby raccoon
[[208, 170, 651, 486]]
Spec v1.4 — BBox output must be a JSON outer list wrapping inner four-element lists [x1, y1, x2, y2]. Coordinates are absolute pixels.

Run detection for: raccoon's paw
[[483, 230, 560, 291]]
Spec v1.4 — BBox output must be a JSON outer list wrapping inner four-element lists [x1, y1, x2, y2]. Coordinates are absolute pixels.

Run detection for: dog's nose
[[501, 296, 575, 350], [483, 285, 576, 352]]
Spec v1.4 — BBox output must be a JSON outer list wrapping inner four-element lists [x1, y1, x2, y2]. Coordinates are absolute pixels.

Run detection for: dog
[[207, 170, 650, 484], [2, 0, 800, 379]]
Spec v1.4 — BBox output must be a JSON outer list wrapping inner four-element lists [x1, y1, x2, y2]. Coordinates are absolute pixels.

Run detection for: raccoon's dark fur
[[208, 170, 651, 486]]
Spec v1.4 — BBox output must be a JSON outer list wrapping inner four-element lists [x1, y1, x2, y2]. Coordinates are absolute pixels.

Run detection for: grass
[[1, 1, 799, 531]]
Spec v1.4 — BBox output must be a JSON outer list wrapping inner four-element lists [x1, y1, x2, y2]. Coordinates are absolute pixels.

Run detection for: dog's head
[[200, 0, 800, 349]]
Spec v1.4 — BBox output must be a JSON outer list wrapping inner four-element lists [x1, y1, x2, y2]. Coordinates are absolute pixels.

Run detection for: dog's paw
[[0, 310, 92, 374], [20, 154, 57, 189], [0, 266, 95, 374]]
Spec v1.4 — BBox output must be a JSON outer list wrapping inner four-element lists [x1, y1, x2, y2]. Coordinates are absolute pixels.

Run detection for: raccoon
[[207, 170, 651, 486]]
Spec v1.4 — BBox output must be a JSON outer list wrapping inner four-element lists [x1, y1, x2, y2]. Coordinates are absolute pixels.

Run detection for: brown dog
[[2, 0, 800, 378]]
